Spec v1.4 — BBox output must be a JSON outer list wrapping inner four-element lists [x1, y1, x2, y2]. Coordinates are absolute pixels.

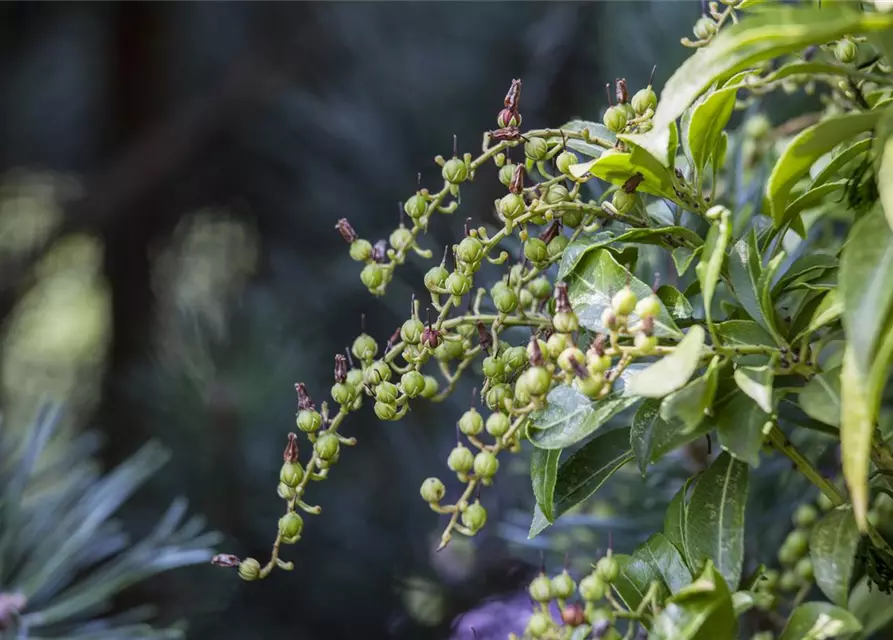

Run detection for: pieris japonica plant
[[215, 1, 893, 638]]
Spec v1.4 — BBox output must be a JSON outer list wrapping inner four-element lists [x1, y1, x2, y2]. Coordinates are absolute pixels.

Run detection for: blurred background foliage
[[0, 2, 821, 639]]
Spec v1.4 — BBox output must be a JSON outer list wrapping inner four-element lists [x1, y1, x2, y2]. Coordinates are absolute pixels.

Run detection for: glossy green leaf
[[840, 207, 893, 377], [650, 561, 737, 640], [783, 181, 847, 223], [795, 289, 843, 342], [687, 77, 744, 177], [848, 575, 893, 639], [772, 254, 838, 297], [665, 477, 696, 557], [626, 326, 705, 399], [779, 602, 862, 640], [733, 365, 774, 414], [811, 137, 872, 189], [660, 357, 721, 433], [528, 428, 633, 538], [769, 110, 883, 228], [841, 346, 873, 531], [716, 392, 769, 468], [728, 229, 783, 344], [715, 320, 777, 348], [697, 218, 731, 336], [571, 148, 682, 204], [529, 385, 639, 450], [612, 553, 667, 611], [683, 451, 749, 590], [809, 506, 861, 607], [566, 249, 682, 339], [632, 398, 710, 475], [673, 246, 702, 277], [556, 232, 612, 281], [639, 533, 694, 595], [798, 367, 842, 428], [879, 121, 893, 232], [657, 285, 694, 322], [552, 120, 616, 159], [530, 448, 560, 523]]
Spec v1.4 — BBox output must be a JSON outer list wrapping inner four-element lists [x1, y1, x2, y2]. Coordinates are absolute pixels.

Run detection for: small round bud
[[579, 573, 606, 601], [314, 432, 340, 460], [779, 570, 799, 593], [424, 265, 449, 291], [486, 412, 510, 437], [595, 555, 620, 583], [420, 477, 446, 503], [631, 87, 657, 115], [352, 334, 379, 361], [492, 284, 519, 313], [349, 239, 373, 262], [528, 277, 553, 300], [634, 295, 661, 320], [634, 333, 658, 355], [443, 158, 468, 184], [485, 383, 510, 411], [400, 370, 426, 398], [551, 570, 577, 600], [277, 481, 297, 500], [375, 381, 399, 404], [835, 38, 857, 63], [331, 382, 356, 406], [448, 444, 475, 474], [482, 355, 505, 379], [601, 308, 618, 331], [524, 136, 549, 161], [784, 529, 809, 559], [461, 500, 488, 532], [557, 347, 586, 373], [278, 512, 304, 539], [693, 15, 718, 40], [497, 108, 522, 128], [528, 574, 553, 603], [546, 333, 569, 360], [611, 287, 637, 316], [524, 238, 549, 263], [280, 461, 304, 487], [611, 190, 636, 215], [434, 337, 465, 361], [759, 569, 779, 592], [458, 408, 484, 436], [421, 375, 439, 399], [794, 504, 819, 529], [520, 288, 534, 308], [238, 558, 262, 581], [817, 493, 834, 511], [297, 409, 322, 433], [795, 557, 814, 582], [603, 106, 628, 134], [522, 366, 552, 397], [499, 193, 526, 219], [576, 375, 604, 399], [445, 271, 472, 297], [364, 360, 392, 386], [543, 184, 570, 205], [527, 611, 551, 638], [562, 208, 583, 228], [587, 352, 612, 374], [457, 235, 485, 265], [502, 346, 528, 371], [556, 150, 578, 176], [389, 227, 413, 252], [361, 263, 384, 290], [404, 194, 427, 219], [473, 450, 499, 479], [547, 235, 568, 258], [374, 401, 398, 421], [499, 163, 515, 187], [552, 310, 579, 335], [401, 318, 424, 345]]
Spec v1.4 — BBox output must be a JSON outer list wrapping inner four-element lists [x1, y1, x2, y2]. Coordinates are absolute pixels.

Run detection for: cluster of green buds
[[602, 76, 658, 136], [681, 1, 745, 48], [510, 553, 623, 640], [774, 503, 819, 594]]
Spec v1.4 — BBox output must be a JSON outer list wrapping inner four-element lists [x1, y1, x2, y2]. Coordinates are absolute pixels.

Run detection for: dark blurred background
[[0, 2, 707, 639]]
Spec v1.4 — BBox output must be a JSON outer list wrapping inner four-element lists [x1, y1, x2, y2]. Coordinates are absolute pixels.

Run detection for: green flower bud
[[238, 558, 262, 582], [461, 500, 488, 532], [522, 366, 552, 397], [434, 337, 465, 361], [486, 412, 510, 437], [499, 193, 526, 219], [784, 529, 809, 559], [611, 190, 636, 215], [502, 347, 528, 371], [795, 557, 814, 582], [557, 347, 585, 373], [346, 368, 364, 388], [352, 333, 378, 361], [546, 333, 569, 360], [420, 477, 446, 503], [553, 310, 579, 335], [331, 382, 356, 406], [492, 284, 519, 314], [631, 87, 657, 115], [588, 353, 613, 374], [556, 151, 578, 176], [551, 570, 577, 600], [374, 401, 398, 420], [404, 194, 428, 219], [562, 208, 583, 228], [634, 333, 658, 355], [758, 569, 779, 592], [603, 106, 628, 134], [280, 461, 304, 487], [524, 136, 549, 161], [498, 163, 515, 187], [514, 381, 532, 406], [360, 263, 384, 290], [778, 544, 798, 568], [401, 318, 424, 344], [456, 237, 484, 267], [389, 227, 413, 252], [424, 265, 449, 291], [297, 409, 322, 433], [693, 15, 717, 40], [482, 355, 505, 379], [576, 374, 604, 399], [473, 450, 499, 479], [421, 375, 439, 398], [794, 504, 819, 529], [779, 570, 799, 593], [544, 184, 570, 205], [817, 493, 834, 511], [400, 370, 426, 398], [277, 481, 297, 500], [835, 38, 857, 63], [528, 276, 553, 300], [547, 235, 568, 258], [528, 574, 553, 603], [443, 157, 468, 184], [445, 271, 472, 297], [524, 238, 549, 263], [601, 308, 618, 331], [375, 381, 399, 404], [349, 239, 373, 262], [458, 408, 484, 436], [595, 555, 620, 583], [634, 295, 661, 320], [527, 611, 551, 638], [364, 360, 392, 386], [611, 287, 637, 316], [278, 512, 304, 539], [314, 432, 340, 460], [448, 443, 475, 474], [579, 574, 606, 601]]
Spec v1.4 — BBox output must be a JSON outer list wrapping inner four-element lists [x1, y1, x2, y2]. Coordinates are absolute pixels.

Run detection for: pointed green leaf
[[626, 326, 705, 399], [660, 358, 721, 433], [715, 320, 776, 348], [687, 77, 745, 177], [528, 428, 634, 538], [566, 249, 682, 339], [639, 533, 694, 594], [779, 602, 862, 640], [551, 120, 616, 159], [733, 365, 774, 414], [841, 346, 873, 531], [796, 289, 843, 342], [683, 451, 749, 590], [698, 218, 732, 336], [798, 367, 842, 428], [665, 477, 696, 557], [556, 231, 613, 281], [529, 385, 639, 450], [530, 448, 560, 523], [612, 553, 666, 611], [772, 254, 839, 299], [716, 392, 770, 468], [848, 575, 893, 639], [657, 285, 694, 322], [632, 399, 710, 475], [650, 561, 737, 640], [811, 137, 873, 189], [572, 147, 683, 205], [809, 506, 861, 607], [673, 246, 702, 277], [728, 229, 783, 344]]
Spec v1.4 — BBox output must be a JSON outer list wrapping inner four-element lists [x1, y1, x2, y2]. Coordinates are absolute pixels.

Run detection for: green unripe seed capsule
[[375, 381, 399, 404], [238, 558, 262, 582], [520, 288, 534, 308], [457, 236, 484, 265], [374, 401, 398, 421], [492, 285, 518, 313], [522, 366, 553, 397], [547, 235, 568, 258], [631, 87, 657, 115], [297, 409, 322, 433], [595, 556, 620, 583], [448, 444, 475, 474], [544, 184, 570, 205], [364, 360, 392, 386], [404, 194, 427, 219], [817, 493, 834, 511], [579, 574, 606, 601], [576, 375, 604, 399], [556, 150, 578, 176], [278, 512, 304, 539], [524, 136, 549, 161], [551, 571, 577, 600], [499, 193, 526, 219], [562, 208, 583, 228], [528, 276, 553, 300], [552, 310, 579, 334], [524, 238, 549, 263], [485, 384, 510, 411], [779, 570, 799, 592], [314, 433, 340, 460], [611, 287, 637, 316], [835, 38, 857, 63], [587, 353, 612, 373], [634, 333, 658, 355], [634, 295, 661, 320], [461, 500, 488, 532], [277, 481, 297, 500], [603, 106, 628, 134], [280, 462, 304, 487], [794, 504, 819, 529], [482, 356, 505, 380], [486, 412, 510, 437], [498, 163, 515, 187], [502, 347, 528, 371], [528, 574, 553, 603], [352, 334, 378, 361], [331, 382, 355, 406], [443, 158, 468, 184], [557, 347, 585, 373], [445, 271, 472, 297], [389, 227, 413, 252], [434, 337, 465, 361], [420, 477, 446, 503], [546, 333, 569, 360], [785, 529, 809, 559], [424, 265, 449, 291], [360, 263, 384, 290], [611, 190, 636, 215], [400, 370, 426, 398], [421, 376, 439, 399], [527, 612, 551, 638], [473, 451, 499, 478], [693, 15, 717, 40], [349, 239, 373, 262], [458, 408, 484, 436], [759, 569, 779, 591], [795, 557, 814, 582]]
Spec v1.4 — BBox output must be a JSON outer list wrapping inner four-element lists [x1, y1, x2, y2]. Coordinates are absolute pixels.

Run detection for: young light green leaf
[[639, 533, 694, 595], [632, 399, 710, 475], [811, 137, 872, 189], [683, 451, 749, 590], [809, 506, 861, 607], [626, 326, 705, 399], [798, 367, 842, 428], [840, 206, 893, 377], [556, 231, 613, 281], [566, 249, 682, 339], [779, 602, 862, 640], [716, 392, 770, 468], [697, 217, 731, 338], [841, 346, 873, 532], [612, 553, 667, 611], [657, 285, 694, 322], [529, 390, 638, 450], [783, 181, 848, 224], [530, 448, 560, 523], [769, 110, 883, 228], [665, 477, 696, 557], [528, 428, 633, 538], [572, 148, 682, 204], [733, 365, 774, 414], [687, 76, 745, 177], [660, 357, 721, 433], [650, 561, 737, 640]]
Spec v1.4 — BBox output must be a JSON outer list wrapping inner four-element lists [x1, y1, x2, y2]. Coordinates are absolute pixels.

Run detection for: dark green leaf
[[716, 392, 770, 468], [639, 533, 694, 594], [632, 399, 709, 475], [880, 115, 893, 231], [729, 229, 779, 340], [530, 448, 560, 523], [612, 553, 666, 611], [683, 451, 749, 590], [841, 346, 873, 531], [528, 428, 634, 538], [794, 289, 843, 342], [658, 285, 694, 322], [733, 365, 774, 414], [552, 120, 616, 159], [811, 137, 872, 189], [567, 249, 682, 338], [773, 254, 838, 297], [660, 357, 721, 433], [715, 320, 776, 347], [626, 326, 705, 398], [673, 246, 702, 277], [529, 385, 639, 450], [798, 367, 842, 428], [779, 602, 862, 640], [809, 506, 861, 607], [783, 181, 847, 225], [697, 218, 731, 335], [665, 477, 696, 557], [650, 561, 737, 640], [848, 575, 893, 639], [557, 232, 613, 281]]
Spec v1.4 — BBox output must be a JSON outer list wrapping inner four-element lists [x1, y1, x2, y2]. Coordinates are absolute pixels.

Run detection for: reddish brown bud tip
[[555, 283, 571, 314], [641, 315, 655, 337], [504, 79, 522, 110], [421, 325, 442, 349], [489, 125, 522, 142], [334, 354, 348, 383], [509, 164, 526, 195], [335, 218, 357, 244], [622, 172, 645, 194], [615, 78, 629, 105], [591, 334, 607, 357], [539, 220, 562, 245], [568, 355, 590, 379], [477, 322, 494, 353], [371, 240, 388, 263], [561, 603, 585, 627], [283, 432, 299, 463], [211, 553, 242, 568], [528, 335, 545, 366], [295, 383, 315, 411], [386, 327, 402, 353]]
